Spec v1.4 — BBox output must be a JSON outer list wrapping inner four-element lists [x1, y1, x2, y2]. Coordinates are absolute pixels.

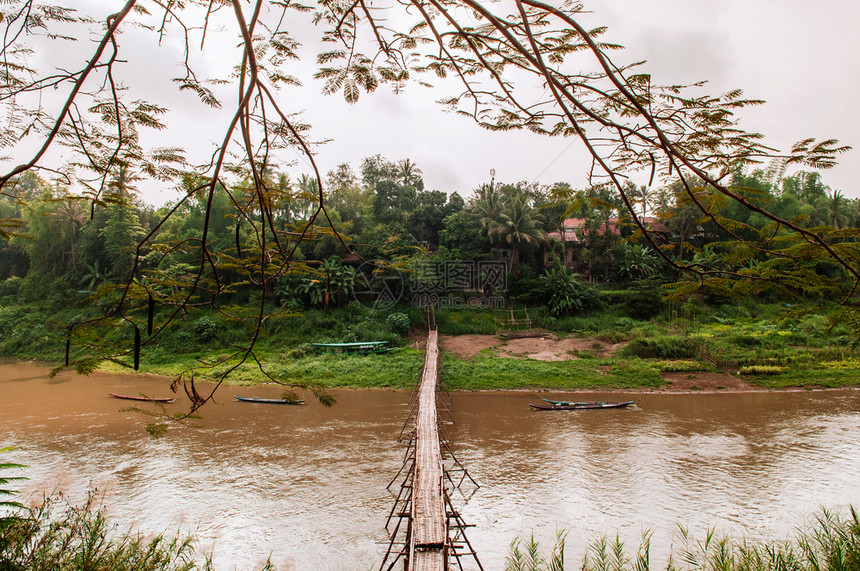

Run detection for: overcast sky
[[10, 1, 860, 204], [299, 0, 860, 201]]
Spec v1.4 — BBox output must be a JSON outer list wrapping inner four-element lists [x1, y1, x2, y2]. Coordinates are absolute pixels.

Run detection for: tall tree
[[488, 190, 546, 277], [395, 158, 423, 189]]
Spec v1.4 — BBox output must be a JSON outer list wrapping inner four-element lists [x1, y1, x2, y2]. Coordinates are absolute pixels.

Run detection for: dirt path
[[438, 333, 623, 361]]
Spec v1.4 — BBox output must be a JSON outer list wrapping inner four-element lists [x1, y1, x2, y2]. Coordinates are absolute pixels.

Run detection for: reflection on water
[[2, 361, 859, 569]]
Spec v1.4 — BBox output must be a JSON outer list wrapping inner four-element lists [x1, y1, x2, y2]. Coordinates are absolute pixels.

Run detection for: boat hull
[[234, 396, 305, 405], [109, 392, 175, 403], [530, 400, 633, 411]]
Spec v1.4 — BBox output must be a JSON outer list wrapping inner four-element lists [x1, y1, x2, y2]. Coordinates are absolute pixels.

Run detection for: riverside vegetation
[[1, 287, 857, 392], [2, 163, 859, 395]]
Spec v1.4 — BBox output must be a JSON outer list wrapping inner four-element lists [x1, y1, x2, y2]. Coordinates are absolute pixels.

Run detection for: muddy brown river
[[1, 360, 859, 569]]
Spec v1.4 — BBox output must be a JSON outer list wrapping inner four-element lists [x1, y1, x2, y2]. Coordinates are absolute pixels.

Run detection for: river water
[[1, 360, 859, 569]]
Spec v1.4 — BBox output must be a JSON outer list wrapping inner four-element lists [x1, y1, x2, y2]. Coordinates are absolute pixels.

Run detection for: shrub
[[192, 316, 219, 343], [739, 365, 788, 375], [0, 491, 219, 571], [653, 359, 710, 372], [597, 330, 628, 344], [386, 312, 411, 336], [0, 306, 27, 341], [0, 277, 23, 303], [538, 265, 601, 317], [732, 334, 762, 347], [614, 317, 637, 330], [622, 336, 700, 359], [626, 279, 666, 320]]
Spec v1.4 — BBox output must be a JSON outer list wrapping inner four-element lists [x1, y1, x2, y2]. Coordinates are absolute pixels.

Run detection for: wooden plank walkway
[[409, 329, 446, 570]]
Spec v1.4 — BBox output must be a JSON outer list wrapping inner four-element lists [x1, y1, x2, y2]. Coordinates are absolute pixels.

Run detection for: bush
[[0, 492, 222, 571], [739, 365, 787, 375], [732, 334, 762, 347], [622, 336, 700, 359], [192, 316, 219, 343], [626, 279, 666, 320], [597, 330, 628, 344], [538, 265, 601, 317], [0, 277, 23, 303], [386, 312, 410, 336], [653, 359, 710, 372], [0, 306, 27, 341]]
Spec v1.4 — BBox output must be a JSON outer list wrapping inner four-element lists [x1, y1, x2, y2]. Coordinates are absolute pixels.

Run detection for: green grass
[[442, 353, 665, 391], [278, 350, 425, 388], [739, 368, 860, 389]]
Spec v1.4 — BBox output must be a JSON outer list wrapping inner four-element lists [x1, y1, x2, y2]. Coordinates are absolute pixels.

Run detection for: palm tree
[[294, 174, 319, 221], [52, 197, 87, 268], [273, 172, 293, 224], [825, 190, 849, 229], [489, 192, 546, 276], [395, 158, 422, 187], [629, 184, 652, 218], [470, 184, 504, 233]]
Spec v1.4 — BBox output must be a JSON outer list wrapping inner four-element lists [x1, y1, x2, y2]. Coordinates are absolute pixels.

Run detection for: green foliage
[[192, 316, 219, 343], [510, 507, 860, 571], [0, 277, 23, 303], [434, 309, 498, 335], [443, 354, 664, 390], [627, 280, 667, 320], [0, 306, 27, 341], [0, 447, 25, 528], [738, 365, 788, 375], [145, 423, 169, 439], [278, 351, 424, 388], [506, 532, 566, 571], [614, 244, 661, 283], [385, 312, 410, 336], [78, 260, 106, 291], [100, 202, 146, 282], [539, 264, 601, 317], [0, 492, 217, 571], [622, 336, 701, 359]]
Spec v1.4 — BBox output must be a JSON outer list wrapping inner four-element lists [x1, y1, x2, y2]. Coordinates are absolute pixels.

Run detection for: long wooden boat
[[530, 400, 634, 411], [234, 395, 305, 405], [311, 341, 390, 354], [109, 392, 175, 403]]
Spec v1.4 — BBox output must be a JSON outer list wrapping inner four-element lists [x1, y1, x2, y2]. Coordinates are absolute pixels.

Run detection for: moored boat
[[234, 395, 305, 405], [530, 400, 634, 411], [109, 392, 175, 403]]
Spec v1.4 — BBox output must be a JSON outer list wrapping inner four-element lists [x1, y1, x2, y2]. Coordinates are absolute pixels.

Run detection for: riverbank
[[12, 332, 858, 399], [2, 300, 858, 393]]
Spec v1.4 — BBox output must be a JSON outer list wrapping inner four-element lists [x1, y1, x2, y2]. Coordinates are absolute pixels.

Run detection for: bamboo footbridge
[[380, 310, 482, 570]]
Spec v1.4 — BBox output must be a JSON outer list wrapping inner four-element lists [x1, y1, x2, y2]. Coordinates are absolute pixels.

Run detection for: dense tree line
[[1, 157, 856, 316]]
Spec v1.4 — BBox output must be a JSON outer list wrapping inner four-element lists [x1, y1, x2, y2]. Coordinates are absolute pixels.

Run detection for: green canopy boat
[[311, 341, 391, 354]]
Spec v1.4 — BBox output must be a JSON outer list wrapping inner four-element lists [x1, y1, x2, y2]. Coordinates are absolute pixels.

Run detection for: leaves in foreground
[[507, 507, 860, 571], [0, 490, 279, 571]]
